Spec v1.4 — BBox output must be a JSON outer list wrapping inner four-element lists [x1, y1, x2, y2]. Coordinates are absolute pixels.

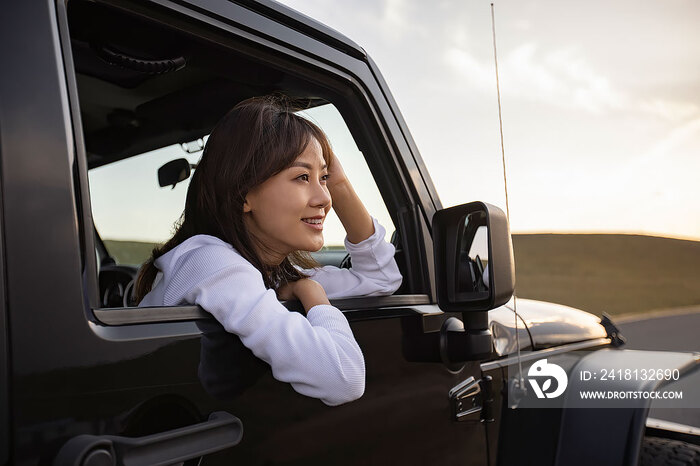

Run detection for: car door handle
[[53, 411, 243, 466]]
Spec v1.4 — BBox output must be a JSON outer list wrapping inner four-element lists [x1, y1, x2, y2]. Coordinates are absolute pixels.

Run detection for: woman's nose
[[310, 181, 331, 208]]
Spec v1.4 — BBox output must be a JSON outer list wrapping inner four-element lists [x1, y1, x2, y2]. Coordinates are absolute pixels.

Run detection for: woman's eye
[[296, 174, 329, 182]]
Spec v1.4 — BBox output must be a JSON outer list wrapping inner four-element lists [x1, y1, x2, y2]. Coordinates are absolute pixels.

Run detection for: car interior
[[67, 1, 408, 309]]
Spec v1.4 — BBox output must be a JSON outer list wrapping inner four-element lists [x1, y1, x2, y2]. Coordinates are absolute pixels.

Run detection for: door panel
[[194, 312, 489, 465], [14, 310, 489, 465]]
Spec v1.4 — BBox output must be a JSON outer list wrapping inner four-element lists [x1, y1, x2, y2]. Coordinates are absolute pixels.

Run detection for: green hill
[[105, 234, 700, 317], [103, 239, 159, 266], [512, 234, 700, 316]]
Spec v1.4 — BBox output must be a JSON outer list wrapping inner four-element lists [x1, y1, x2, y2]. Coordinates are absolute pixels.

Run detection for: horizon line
[[511, 230, 700, 242]]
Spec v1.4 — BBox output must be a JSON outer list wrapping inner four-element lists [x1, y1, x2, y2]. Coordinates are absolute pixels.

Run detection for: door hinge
[[449, 375, 494, 422]]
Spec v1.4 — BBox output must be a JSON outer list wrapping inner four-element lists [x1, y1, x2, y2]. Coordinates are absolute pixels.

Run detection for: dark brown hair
[[133, 95, 333, 304]]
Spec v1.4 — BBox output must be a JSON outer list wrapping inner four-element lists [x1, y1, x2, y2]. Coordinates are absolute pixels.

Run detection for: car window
[[89, 143, 200, 265], [88, 104, 395, 267]]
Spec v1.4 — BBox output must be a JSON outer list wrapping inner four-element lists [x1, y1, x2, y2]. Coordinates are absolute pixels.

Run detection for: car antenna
[[490, 2, 526, 404]]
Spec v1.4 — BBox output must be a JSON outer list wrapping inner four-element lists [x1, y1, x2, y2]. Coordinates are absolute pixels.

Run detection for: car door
[[0, 164, 8, 465], [3, 0, 493, 464]]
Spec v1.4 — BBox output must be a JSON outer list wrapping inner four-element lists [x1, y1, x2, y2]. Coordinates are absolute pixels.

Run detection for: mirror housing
[[158, 158, 194, 188], [432, 201, 515, 312]]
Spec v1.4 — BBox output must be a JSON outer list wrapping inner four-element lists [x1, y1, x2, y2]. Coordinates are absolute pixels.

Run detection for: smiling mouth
[[301, 218, 324, 230]]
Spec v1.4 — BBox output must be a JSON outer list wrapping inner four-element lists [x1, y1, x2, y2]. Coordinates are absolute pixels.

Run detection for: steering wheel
[[123, 279, 136, 307], [102, 281, 125, 308]]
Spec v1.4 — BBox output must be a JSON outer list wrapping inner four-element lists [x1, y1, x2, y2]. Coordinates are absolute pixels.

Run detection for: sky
[[89, 0, 700, 245], [275, 0, 700, 241]]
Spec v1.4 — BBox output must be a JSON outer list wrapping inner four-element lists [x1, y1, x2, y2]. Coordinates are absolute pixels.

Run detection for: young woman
[[134, 95, 402, 406]]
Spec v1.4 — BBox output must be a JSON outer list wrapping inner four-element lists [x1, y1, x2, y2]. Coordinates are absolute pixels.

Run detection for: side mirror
[[432, 201, 515, 312], [158, 158, 194, 189]]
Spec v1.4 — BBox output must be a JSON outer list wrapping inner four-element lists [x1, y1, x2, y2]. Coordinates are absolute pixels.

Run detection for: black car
[[1, 1, 698, 465]]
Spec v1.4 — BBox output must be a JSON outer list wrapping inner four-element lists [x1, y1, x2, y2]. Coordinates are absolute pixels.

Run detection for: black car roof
[[239, 0, 366, 60]]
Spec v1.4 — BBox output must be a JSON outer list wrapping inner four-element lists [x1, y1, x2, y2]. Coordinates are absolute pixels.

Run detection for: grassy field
[[105, 234, 700, 317], [512, 234, 700, 316], [104, 240, 158, 266]]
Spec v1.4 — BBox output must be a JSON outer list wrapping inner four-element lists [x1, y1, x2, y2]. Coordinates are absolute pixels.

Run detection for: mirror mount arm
[[401, 311, 493, 366], [441, 312, 492, 366]]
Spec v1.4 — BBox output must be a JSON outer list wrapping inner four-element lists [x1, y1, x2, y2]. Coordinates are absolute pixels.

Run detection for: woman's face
[[243, 137, 332, 264]]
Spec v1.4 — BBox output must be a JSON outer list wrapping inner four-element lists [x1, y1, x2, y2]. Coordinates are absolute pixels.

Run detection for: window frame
[[0, 163, 8, 464], [59, 0, 435, 326]]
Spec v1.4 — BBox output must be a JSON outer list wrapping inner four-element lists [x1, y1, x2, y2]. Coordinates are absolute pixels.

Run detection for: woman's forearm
[[328, 180, 374, 244], [295, 279, 330, 313]]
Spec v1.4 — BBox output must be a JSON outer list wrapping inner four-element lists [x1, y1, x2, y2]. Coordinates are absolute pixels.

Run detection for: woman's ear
[[243, 188, 258, 213]]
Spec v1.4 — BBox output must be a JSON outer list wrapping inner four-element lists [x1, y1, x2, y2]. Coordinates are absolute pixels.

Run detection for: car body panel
[[555, 349, 700, 466], [0, 145, 9, 466], [506, 298, 608, 349], [487, 298, 608, 355], [488, 304, 533, 354]]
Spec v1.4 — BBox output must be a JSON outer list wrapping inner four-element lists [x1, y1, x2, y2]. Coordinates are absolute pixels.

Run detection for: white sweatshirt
[[138, 217, 402, 406]]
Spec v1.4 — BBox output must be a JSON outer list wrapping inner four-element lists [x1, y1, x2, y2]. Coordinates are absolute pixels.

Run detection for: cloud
[[635, 116, 700, 165], [512, 19, 532, 31], [443, 47, 493, 89], [383, 0, 407, 31], [638, 99, 700, 123], [445, 40, 700, 123], [446, 42, 626, 113]]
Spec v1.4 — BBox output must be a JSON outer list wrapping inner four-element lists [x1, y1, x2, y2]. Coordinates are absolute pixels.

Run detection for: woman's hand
[[325, 152, 375, 244], [326, 151, 349, 190], [277, 278, 330, 314]]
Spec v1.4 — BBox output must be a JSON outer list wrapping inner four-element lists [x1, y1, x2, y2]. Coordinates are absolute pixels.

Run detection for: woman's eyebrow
[[290, 161, 328, 170]]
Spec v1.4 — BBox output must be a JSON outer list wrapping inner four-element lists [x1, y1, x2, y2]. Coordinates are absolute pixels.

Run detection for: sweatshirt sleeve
[[163, 246, 365, 406], [305, 216, 403, 299]]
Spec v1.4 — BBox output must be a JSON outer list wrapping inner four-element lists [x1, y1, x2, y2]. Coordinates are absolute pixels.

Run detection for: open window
[[88, 105, 396, 266], [63, 0, 430, 325]]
